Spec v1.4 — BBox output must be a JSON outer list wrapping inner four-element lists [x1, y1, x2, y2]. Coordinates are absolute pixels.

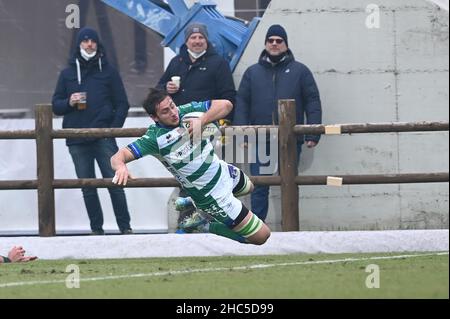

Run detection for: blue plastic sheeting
[[101, 0, 260, 71]]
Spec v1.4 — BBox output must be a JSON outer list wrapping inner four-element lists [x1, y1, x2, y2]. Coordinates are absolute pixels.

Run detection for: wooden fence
[[0, 102, 448, 236]]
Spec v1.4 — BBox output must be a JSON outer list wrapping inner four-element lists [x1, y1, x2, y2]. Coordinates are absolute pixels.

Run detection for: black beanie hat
[[265, 24, 288, 46], [77, 27, 100, 46]]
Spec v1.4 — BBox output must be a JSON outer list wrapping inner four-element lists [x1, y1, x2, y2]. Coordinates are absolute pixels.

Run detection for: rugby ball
[[181, 112, 220, 137]]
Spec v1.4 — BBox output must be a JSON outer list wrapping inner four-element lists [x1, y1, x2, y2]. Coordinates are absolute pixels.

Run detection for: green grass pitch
[[0, 252, 447, 299]]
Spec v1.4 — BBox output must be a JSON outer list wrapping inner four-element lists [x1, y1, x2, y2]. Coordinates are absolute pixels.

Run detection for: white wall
[[234, 0, 449, 231], [427, 0, 449, 11]]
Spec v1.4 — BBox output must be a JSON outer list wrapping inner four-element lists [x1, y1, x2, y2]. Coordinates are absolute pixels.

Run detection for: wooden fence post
[[35, 104, 55, 237], [278, 100, 299, 231]]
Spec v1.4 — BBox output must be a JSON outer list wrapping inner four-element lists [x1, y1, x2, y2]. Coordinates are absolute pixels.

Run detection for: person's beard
[[267, 51, 287, 64]]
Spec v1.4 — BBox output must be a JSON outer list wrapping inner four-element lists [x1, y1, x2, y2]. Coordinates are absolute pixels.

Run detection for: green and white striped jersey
[[127, 101, 222, 208]]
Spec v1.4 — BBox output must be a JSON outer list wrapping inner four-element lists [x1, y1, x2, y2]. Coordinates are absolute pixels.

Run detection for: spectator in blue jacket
[[52, 27, 132, 235], [234, 24, 322, 222]]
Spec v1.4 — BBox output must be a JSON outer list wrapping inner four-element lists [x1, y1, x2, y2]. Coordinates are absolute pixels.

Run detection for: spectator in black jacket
[[234, 24, 322, 222], [52, 27, 132, 235], [157, 23, 236, 120]]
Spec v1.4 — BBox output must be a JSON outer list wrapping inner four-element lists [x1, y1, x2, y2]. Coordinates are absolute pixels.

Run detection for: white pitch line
[[0, 252, 448, 289]]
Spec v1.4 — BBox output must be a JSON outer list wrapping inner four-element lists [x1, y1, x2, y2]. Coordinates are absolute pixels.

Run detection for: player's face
[[154, 96, 180, 127]]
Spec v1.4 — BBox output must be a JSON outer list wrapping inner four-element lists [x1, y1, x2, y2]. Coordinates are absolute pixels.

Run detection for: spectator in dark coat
[[52, 27, 132, 235], [157, 23, 236, 120], [234, 24, 322, 222]]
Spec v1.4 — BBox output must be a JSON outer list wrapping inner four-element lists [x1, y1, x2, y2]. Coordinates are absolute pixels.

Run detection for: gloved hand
[[218, 119, 232, 146]]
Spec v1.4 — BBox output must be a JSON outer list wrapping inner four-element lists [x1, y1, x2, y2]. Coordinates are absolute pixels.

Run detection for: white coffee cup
[[171, 76, 181, 88]]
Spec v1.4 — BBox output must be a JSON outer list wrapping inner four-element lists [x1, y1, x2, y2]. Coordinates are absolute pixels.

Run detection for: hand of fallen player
[[8, 246, 37, 263], [20, 256, 38, 262]]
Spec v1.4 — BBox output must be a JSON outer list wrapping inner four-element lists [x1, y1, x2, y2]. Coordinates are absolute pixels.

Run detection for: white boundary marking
[[1, 230, 447, 259], [0, 252, 448, 289]]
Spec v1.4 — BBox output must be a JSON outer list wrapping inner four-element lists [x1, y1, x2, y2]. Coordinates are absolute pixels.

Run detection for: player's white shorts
[[201, 161, 250, 228]]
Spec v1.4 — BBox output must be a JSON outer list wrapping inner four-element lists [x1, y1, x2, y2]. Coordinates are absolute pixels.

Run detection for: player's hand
[[20, 256, 38, 262], [8, 246, 37, 263], [8, 246, 25, 262], [112, 165, 131, 186], [218, 119, 231, 146], [166, 81, 179, 94]]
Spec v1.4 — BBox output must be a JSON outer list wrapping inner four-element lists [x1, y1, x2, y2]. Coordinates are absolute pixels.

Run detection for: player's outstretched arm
[[111, 148, 136, 186]]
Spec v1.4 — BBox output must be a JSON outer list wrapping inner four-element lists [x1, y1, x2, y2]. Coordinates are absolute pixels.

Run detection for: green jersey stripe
[[189, 164, 222, 207], [186, 149, 215, 183], [188, 154, 220, 188], [168, 140, 210, 170]]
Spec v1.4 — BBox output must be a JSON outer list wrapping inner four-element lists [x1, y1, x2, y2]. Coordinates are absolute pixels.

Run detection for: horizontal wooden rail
[[52, 126, 279, 138], [0, 176, 281, 190], [52, 176, 282, 188], [0, 180, 38, 190], [52, 128, 147, 139], [0, 130, 35, 139], [294, 122, 449, 135], [1, 122, 448, 140], [295, 173, 449, 185], [220, 126, 277, 135], [1, 174, 448, 190]]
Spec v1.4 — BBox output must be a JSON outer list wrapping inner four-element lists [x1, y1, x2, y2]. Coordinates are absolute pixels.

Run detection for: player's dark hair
[[142, 88, 169, 116]]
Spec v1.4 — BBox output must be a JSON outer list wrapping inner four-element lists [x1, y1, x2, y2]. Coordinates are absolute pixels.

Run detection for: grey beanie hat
[[184, 23, 209, 42]]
